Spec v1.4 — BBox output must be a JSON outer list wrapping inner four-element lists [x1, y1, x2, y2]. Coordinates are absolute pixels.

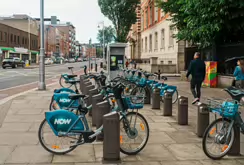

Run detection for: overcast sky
[[1, 0, 113, 43]]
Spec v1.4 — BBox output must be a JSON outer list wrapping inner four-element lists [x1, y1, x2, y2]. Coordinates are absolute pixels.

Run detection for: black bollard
[[83, 81, 92, 95], [158, 70, 161, 80], [178, 96, 188, 125], [197, 103, 209, 137], [88, 88, 99, 116], [100, 62, 103, 69], [152, 88, 161, 109], [163, 92, 172, 116], [92, 94, 104, 126], [95, 64, 98, 72], [96, 100, 110, 141], [91, 63, 93, 70], [103, 111, 121, 163], [228, 125, 240, 156], [86, 85, 94, 105], [144, 87, 151, 104]]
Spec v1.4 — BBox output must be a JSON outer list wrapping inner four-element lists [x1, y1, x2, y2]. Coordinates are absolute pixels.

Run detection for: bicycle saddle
[[66, 75, 77, 78], [68, 94, 88, 100], [68, 67, 74, 69], [224, 86, 244, 102], [66, 79, 80, 83], [161, 76, 168, 80]]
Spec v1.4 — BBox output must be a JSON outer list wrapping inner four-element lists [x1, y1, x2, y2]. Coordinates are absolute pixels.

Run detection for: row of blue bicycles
[[37, 66, 179, 155]]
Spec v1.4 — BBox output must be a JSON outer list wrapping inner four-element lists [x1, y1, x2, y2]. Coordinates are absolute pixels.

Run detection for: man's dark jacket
[[186, 58, 206, 81]]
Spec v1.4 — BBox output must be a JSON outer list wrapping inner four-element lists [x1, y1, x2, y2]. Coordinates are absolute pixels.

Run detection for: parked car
[[68, 58, 75, 63], [2, 57, 25, 69], [77, 58, 83, 62], [45, 58, 53, 65]]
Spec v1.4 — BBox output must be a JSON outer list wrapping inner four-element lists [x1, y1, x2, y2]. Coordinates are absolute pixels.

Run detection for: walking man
[[186, 52, 206, 104]]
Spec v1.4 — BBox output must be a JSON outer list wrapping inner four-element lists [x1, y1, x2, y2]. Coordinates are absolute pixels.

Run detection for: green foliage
[[156, 0, 244, 48], [98, 0, 139, 42], [97, 25, 116, 46], [96, 47, 103, 58]]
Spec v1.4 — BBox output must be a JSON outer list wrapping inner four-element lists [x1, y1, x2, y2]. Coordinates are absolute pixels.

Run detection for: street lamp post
[[98, 21, 105, 62], [38, 0, 46, 90]]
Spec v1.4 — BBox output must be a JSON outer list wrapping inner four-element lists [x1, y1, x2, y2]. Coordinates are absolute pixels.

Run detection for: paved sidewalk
[[0, 80, 244, 164]]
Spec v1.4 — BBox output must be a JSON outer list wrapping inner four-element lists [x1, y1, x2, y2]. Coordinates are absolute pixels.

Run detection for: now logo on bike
[[59, 98, 71, 103], [54, 119, 72, 125]]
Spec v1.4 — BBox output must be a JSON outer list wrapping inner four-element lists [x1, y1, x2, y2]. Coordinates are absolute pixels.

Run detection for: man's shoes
[[192, 98, 200, 104]]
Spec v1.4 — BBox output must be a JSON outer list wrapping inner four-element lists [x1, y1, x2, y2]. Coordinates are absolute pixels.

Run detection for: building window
[[141, 39, 143, 52], [169, 26, 174, 46], [149, 6, 153, 25], [145, 37, 147, 52], [145, 10, 148, 28], [0, 31, 2, 41], [161, 29, 165, 49], [4, 32, 7, 41], [154, 6, 158, 22], [17, 36, 20, 44], [154, 32, 158, 50], [141, 11, 144, 31], [149, 34, 152, 51], [25, 38, 27, 45], [10, 34, 13, 42], [168, 61, 172, 64], [14, 35, 16, 43], [22, 37, 24, 44]]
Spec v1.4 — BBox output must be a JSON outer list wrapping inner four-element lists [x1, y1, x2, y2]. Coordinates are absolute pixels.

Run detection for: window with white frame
[[141, 39, 143, 52], [154, 6, 158, 22], [145, 10, 148, 28], [141, 11, 144, 31], [154, 32, 158, 50], [145, 37, 147, 52], [149, 34, 152, 51], [161, 29, 165, 49], [169, 26, 174, 46]]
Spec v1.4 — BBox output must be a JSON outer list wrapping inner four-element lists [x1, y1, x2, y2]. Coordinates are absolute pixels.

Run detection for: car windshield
[[3, 58, 13, 62]]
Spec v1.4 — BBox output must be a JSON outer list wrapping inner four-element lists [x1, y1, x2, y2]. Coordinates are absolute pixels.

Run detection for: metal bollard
[[95, 64, 98, 72], [100, 62, 103, 68], [144, 87, 151, 104], [163, 92, 172, 116], [96, 100, 110, 141], [152, 88, 160, 109], [178, 96, 188, 125], [86, 85, 94, 105], [197, 103, 209, 137], [92, 94, 104, 126], [228, 125, 240, 156], [103, 111, 120, 163], [88, 88, 99, 116], [91, 63, 93, 70], [83, 81, 92, 95]]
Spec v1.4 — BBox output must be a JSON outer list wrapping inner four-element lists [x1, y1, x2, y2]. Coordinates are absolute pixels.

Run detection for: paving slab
[[148, 115, 176, 123], [3, 114, 44, 123], [149, 122, 177, 132], [201, 159, 243, 165], [148, 132, 176, 144], [5, 145, 52, 164], [52, 144, 95, 163], [0, 146, 15, 164], [93, 144, 138, 162], [160, 160, 203, 165], [17, 109, 43, 115], [0, 133, 38, 145], [166, 131, 202, 144], [167, 144, 207, 160], [121, 162, 161, 165], [136, 144, 176, 161], [0, 122, 32, 132]]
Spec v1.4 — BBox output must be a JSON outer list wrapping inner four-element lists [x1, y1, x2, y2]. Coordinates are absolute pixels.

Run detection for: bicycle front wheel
[[120, 112, 149, 155], [59, 76, 72, 88], [202, 118, 235, 160]]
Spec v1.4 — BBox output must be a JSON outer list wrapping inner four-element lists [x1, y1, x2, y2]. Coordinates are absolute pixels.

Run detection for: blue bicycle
[[38, 82, 149, 155]]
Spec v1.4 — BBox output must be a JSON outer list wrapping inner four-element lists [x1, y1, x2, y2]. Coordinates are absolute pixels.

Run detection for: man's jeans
[[190, 79, 203, 99]]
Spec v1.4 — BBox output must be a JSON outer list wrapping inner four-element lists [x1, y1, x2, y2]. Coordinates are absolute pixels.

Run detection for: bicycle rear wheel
[[59, 76, 72, 88], [202, 118, 235, 160], [120, 112, 149, 155], [38, 119, 81, 155]]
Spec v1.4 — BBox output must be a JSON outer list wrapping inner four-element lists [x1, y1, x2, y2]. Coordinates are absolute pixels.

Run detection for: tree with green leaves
[[98, 0, 139, 42], [97, 25, 116, 46], [156, 0, 244, 48]]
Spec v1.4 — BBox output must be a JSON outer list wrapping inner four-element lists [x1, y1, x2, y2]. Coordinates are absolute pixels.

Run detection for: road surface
[[0, 62, 89, 90]]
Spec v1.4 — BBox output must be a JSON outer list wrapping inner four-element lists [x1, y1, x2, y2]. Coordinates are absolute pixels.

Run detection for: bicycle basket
[[122, 96, 144, 110], [207, 99, 239, 118]]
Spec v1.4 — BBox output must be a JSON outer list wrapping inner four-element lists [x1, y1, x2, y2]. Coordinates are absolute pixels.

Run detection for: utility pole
[[38, 0, 46, 90]]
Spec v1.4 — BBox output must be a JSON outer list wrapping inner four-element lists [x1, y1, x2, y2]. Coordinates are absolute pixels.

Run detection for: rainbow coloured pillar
[[202, 61, 217, 88]]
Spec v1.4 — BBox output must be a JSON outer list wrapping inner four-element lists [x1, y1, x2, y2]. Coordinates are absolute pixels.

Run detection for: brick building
[[0, 23, 39, 64]]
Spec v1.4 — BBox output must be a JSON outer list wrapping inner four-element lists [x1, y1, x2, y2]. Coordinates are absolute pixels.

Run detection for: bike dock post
[[144, 87, 151, 104], [86, 85, 94, 106], [88, 88, 99, 116], [152, 88, 160, 109], [83, 81, 92, 95], [197, 103, 209, 137], [96, 100, 110, 141], [163, 92, 172, 116], [228, 125, 240, 156], [103, 111, 121, 163], [178, 96, 188, 125], [92, 94, 104, 126]]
